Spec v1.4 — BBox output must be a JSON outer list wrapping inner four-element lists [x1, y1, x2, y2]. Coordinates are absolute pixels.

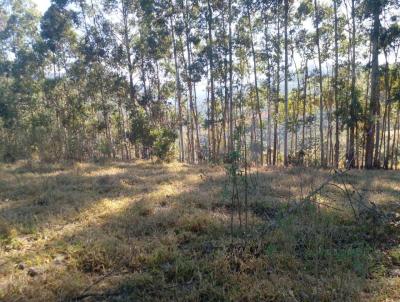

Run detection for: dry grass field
[[0, 161, 399, 301]]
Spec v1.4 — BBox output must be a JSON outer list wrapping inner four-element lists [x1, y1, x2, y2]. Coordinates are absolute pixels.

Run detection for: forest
[[0, 0, 400, 301], [0, 0, 398, 168]]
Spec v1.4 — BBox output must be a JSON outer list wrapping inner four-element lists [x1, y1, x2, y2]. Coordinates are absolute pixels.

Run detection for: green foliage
[[97, 138, 113, 158], [40, 4, 75, 53], [297, 0, 313, 19], [0, 0, 399, 168], [129, 110, 177, 161], [129, 110, 155, 147], [151, 128, 178, 161]]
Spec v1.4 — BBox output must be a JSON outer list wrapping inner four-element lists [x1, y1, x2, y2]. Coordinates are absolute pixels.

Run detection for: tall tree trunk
[[391, 103, 400, 169], [283, 0, 289, 166], [264, 18, 272, 164], [348, 0, 356, 168], [247, 5, 264, 166], [384, 51, 391, 169], [365, 5, 380, 169], [222, 11, 228, 155], [121, 1, 136, 108], [206, 74, 211, 159], [374, 102, 382, 167], [207, 0, 216, 161], [184, 2, 195, 163], [267, 60, 272, 165], [361, 41, 372, 169], [228, 0, 234, 153], [292, 49, 301, 157], [302, 61, 308, 150], [170, 15, 185, 162], [333, 0, 340, 168], [314, 0, 325, 166], [273, 7, 281, 166], [193, 82, 201, 161]]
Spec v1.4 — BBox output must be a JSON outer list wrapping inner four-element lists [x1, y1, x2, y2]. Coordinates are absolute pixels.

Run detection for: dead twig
[[74, 269, 130, 301]]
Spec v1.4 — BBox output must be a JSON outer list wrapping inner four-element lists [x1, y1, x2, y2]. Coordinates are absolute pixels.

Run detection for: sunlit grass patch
[[0, 162, 399, 301]]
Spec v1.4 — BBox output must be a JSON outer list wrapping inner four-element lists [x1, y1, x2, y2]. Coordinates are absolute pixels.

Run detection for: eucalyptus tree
[[346, 0, 361, 168], [182, 0, 203, 163], [294, 1, 312, 153], [313, 0, 325, 166], [244, 0, 264, 165], [380, 22, 400, 168], [272, 0, 282, 166], [283, 0, 291, 166], [228, 0, 234, 153], [261, 1, 274, 164], [2, 0, 400, 168], [364, 0, 386, 168], [332, 0, 339, 167], [40, 3, 87, 159], [205, 0, 217, 161], [103, 0, 138, 108], [0, 0, 45, 160], [130, 0, 176, 157], [168, 1, 185, 162]]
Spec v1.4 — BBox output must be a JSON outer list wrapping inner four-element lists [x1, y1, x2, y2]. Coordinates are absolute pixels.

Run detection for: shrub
[[0, 219, 12, 241], [151, 128, 177, 162], [129, 109, 177, 161]]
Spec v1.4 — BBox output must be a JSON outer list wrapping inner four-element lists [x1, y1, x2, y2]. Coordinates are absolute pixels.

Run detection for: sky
[[33, 0, 50, 13], [31, 0, 398, 96]]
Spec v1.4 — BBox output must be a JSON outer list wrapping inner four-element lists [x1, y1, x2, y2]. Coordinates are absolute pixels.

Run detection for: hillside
[[0, 161, 399, 301]]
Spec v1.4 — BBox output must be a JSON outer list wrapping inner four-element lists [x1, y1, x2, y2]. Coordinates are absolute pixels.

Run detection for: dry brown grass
[[0, 161, 399, 301]]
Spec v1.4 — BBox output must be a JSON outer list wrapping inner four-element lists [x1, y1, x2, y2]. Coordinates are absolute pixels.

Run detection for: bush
[[151, 128, 177, 162], [129, 110, 177, 161]]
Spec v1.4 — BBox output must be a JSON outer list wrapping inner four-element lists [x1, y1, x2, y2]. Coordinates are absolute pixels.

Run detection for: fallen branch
[[74, 270, 130, 301], [288, 168, 351, 214], [74, 291, 122, 301]]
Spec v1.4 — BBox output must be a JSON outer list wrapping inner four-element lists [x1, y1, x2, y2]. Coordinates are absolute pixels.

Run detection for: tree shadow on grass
[[1, 164, 399, 301], [0, 162, 208, 234]]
